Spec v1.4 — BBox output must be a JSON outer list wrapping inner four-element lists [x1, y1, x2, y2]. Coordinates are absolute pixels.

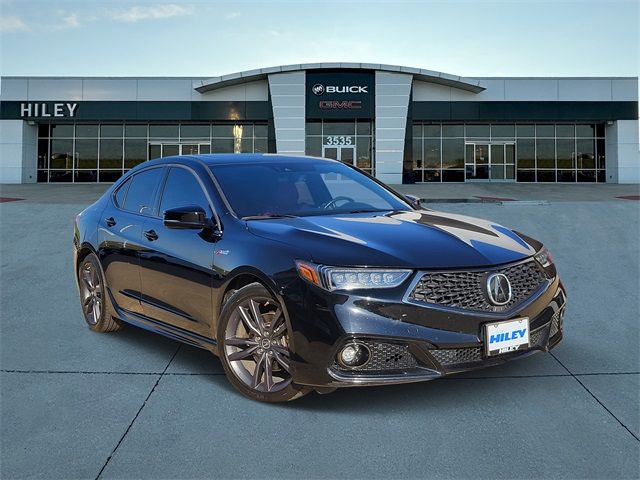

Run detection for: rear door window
[[122, 168, 164, 216], [113, 178, 131, 208]]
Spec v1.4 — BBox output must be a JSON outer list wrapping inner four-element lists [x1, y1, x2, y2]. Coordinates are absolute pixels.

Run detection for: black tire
[[217, 282, 310, 402], [77, 253, 123, 333]]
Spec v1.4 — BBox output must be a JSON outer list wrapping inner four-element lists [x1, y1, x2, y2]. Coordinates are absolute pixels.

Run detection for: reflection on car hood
[[247, 209, 537, 268]]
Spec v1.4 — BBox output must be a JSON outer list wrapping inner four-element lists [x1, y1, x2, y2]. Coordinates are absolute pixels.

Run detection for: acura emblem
[[486, 273, 512, 306], [312, 84, 325, 95]]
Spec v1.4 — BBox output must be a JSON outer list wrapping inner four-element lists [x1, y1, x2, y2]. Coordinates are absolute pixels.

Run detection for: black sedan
[[73, 154, 566, 402]]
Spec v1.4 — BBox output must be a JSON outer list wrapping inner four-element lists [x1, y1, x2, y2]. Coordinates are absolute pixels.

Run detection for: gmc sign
[[319, 100, 362, 109]]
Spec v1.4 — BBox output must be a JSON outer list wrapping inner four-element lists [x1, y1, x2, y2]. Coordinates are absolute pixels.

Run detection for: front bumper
[[283, 265, 566, 388]]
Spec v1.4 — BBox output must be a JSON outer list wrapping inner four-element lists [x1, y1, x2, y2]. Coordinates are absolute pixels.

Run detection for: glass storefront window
[[491, 125, 515, 138], [101, 124, 123, 137], [125, 125, 147, 137], [180, 124, 210, 139], [51, 124, 74, 137], [412, 139, 422, 169], [465, 125, 490, 138], [76, 124, 98, 138], [50, 139, 73, 169], [356, 138, 372, 169], [254, 125, 268, 138], [100, 138, 123, 168], [556, 125, 575, 137], [149, 124, 179, 138], [125, 139, 147, 168], [424, 138, 441, 168], [516, 124, 535, 137], [37, 121, 270, 182], [306, 122, 322, 135], [442, 125, 464, 137], [576, 124, 595, 137], [536, 139, 555, 169], [424, 125, 441, 138], [517, 139, 535, 168], [75, 139, 98, 169], [212, 138, 235, 153], [536, 125, 554, 137], [556, 139, 575, 169], [323, 122, 355, 135], [577, 139, 595, 169], [410, 122, 607, 184], [442, 139, 464, 169]]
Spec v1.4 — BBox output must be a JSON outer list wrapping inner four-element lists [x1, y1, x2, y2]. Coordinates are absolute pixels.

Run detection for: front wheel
[[217, 283, 310, 402]]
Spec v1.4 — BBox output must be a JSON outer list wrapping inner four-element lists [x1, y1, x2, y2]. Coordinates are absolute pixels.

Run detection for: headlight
[[296, 261, 412, 291], [534, 246, 554, 267]]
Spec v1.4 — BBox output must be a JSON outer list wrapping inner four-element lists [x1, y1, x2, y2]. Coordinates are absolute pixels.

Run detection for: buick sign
[[312, 84, 368, 95]]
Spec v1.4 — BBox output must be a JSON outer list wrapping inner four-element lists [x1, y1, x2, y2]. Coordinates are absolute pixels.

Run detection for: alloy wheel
[[79, 261, 103, 325], [224, 297, 292, 393]]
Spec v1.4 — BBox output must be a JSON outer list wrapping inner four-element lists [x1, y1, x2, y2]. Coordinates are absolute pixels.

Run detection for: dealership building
[[0, 63, 638, 184]]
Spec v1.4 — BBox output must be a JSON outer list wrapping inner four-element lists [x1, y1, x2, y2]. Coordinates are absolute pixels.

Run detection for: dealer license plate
[[484, 318, 530, 356]]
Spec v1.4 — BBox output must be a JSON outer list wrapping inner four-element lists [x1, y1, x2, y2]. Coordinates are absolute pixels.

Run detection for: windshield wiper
[[343, 209, 389, 214], [241, 214, 298, 221]]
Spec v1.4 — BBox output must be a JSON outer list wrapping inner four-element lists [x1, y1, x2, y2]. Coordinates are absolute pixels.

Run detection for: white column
[[268, 72, 306, 156], [374, 72, 412, 184], [605, 120, 640, 184], [0, 120, 37, 184]]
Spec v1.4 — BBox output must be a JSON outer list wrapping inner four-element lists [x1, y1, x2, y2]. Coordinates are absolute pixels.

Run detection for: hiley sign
[[20, 103, 78, 118]]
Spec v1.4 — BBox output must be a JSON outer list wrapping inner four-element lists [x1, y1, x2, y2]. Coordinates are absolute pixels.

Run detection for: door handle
[[105, 217, 116, 227], [144, 229, 159, 241]]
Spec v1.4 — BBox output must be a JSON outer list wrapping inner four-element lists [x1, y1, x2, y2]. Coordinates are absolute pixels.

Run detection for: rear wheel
[[77, 253, 122, 333], [217, 283, 310, 402]]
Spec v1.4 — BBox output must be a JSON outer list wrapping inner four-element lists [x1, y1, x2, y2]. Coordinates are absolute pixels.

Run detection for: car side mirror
[[163, 205, 209, 230], [405, 194, 422, 209]]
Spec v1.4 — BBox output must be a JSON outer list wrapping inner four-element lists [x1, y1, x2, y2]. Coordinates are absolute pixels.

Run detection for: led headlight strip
[[296, 261, 411, 291]]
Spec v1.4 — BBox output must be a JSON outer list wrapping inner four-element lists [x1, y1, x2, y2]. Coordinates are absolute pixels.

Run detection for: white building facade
[[1, 64, 638, 184]]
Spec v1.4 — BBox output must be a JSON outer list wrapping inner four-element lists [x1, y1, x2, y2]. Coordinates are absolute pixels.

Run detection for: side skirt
[[108, 289, 218, 355]]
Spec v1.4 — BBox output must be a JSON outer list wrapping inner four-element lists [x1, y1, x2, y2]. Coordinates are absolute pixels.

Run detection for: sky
[[0, 0, 638, 78]]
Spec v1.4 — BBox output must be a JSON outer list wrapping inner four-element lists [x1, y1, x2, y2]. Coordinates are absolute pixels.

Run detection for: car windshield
[[210, 160, 410, 219]]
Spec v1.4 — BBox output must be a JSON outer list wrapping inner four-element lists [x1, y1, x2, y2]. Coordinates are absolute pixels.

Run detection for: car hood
[[247, 210, 538, 269]]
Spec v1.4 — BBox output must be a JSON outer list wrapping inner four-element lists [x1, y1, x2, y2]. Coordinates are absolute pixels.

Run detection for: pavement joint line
[[550, 352, 640, 443], [94, 344, 182, 480]]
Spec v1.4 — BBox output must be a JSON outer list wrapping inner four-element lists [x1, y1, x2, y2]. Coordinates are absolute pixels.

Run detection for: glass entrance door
[[465, 143, 515, 181], [149, 143, 211, 160], [322, 145, 356, 165]]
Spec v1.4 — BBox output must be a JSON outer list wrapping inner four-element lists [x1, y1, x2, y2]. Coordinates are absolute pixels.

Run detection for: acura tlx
[[74, 154, 566, 402]]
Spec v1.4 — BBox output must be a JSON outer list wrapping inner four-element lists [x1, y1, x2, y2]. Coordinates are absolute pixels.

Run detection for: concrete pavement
[[0, 184, 638, 479]]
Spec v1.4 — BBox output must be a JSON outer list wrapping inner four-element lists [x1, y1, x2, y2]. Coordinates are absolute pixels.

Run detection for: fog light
[[338, 343, 370, 368]]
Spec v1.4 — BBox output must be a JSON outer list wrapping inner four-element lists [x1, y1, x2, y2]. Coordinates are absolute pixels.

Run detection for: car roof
[[147, 153, 339, 167]]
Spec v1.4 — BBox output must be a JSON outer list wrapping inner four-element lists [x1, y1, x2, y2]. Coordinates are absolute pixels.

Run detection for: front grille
[[334, 341, 418, 372], [409, 260, 547, 313]]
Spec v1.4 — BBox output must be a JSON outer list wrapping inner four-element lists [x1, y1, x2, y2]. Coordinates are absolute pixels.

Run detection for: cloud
[[111, 4, 193, 23], [0, 15, 29, 32], [225, 12, 240, 19], [63, 13, 80, 28]]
